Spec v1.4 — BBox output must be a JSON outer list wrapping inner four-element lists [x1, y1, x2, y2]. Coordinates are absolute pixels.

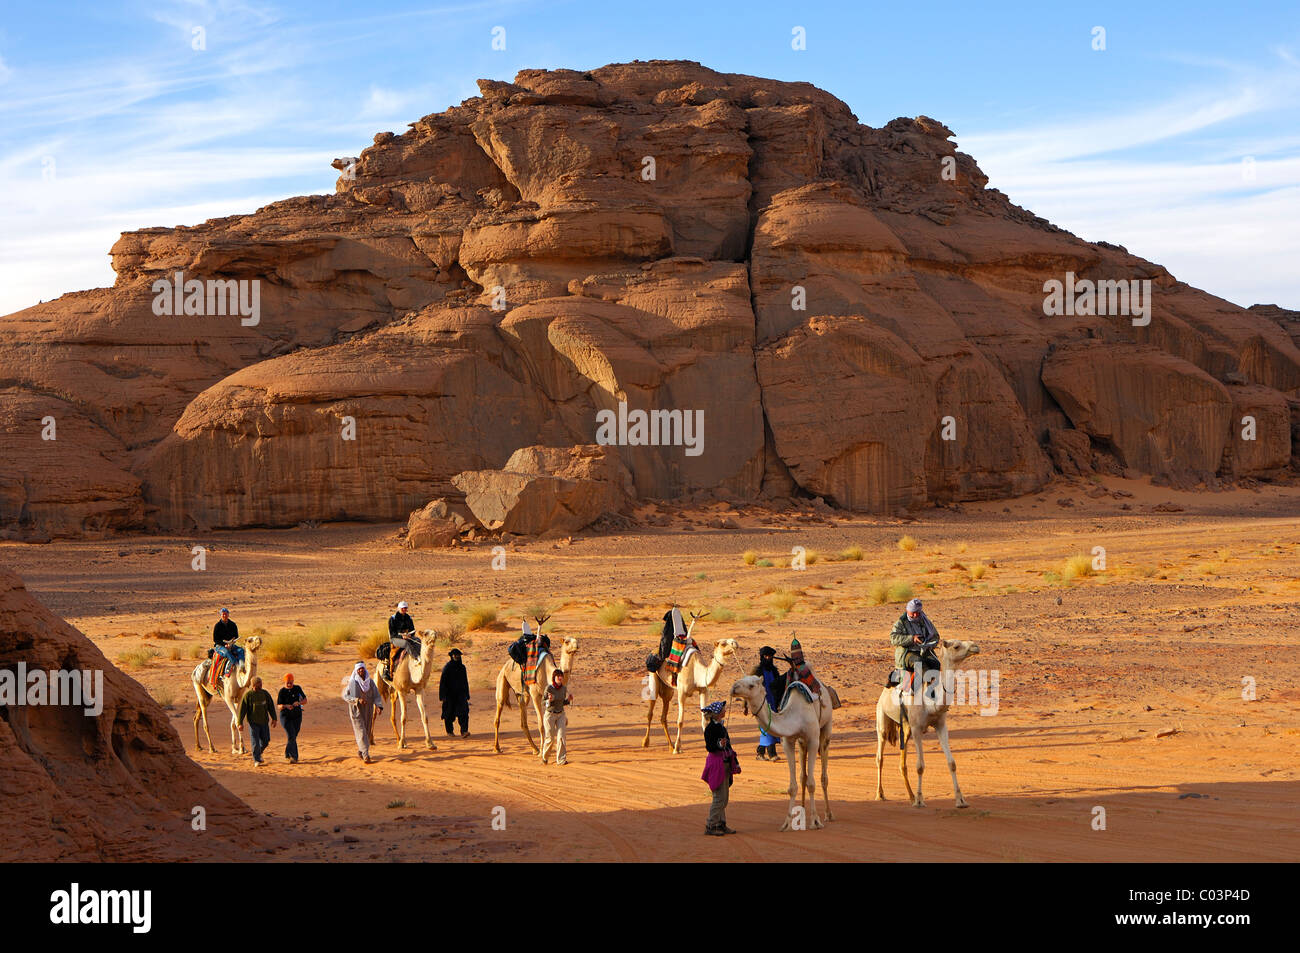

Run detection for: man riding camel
[[386, 600, 421, 677], [211, 607, 243, 666], [889, 597, 941, 700]]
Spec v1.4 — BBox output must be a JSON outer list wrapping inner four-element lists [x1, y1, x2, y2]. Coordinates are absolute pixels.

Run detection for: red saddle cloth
[[208, 654, 228, 691]]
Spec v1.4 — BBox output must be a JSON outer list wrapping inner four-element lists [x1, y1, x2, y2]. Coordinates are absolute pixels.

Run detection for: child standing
[[700, 701, 740, 835]]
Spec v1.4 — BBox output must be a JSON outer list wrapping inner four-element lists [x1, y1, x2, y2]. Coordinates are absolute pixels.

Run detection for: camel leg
[[414, 693, 434, 750], [898, 722, 915, 804], [493, 691, 505, 754], [672, 691, 686, 754], [936, 718, 967, 808], [659, 685, 672, 747], [697, 688, 709, 735], [522, 691, 539, 754], [911, 717, 927, 808], [819, 729, 833, 822], [194, 686, 213, 752], [779, 739, 798, 831], [394, 692, 407, 749], [642, 692, 656, 747], [804, 743, 823, 829]]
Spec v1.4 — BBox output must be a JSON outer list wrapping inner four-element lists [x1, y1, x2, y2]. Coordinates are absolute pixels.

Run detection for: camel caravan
[[189, 596, 985, 831]]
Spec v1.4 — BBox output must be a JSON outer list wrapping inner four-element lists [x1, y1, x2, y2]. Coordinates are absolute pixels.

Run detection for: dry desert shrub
[[710, 606, 736, 623], [970, 562, 988, 580], [838, 545, 863, 561], [597, 602, 628, 626], [461, 603, 498, 631], [898, 535, 918, 552], [116, 648, 160, 670], [1061, 554, 1095, 580], [742, 549, 758, 566], [769, 590, 798, 614], [262, 633, 318, 664], [358, 628, 387, 659]]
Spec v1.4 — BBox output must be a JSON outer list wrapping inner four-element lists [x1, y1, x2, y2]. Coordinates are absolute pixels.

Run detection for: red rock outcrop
[[0, 565, 289, 860], [2, 61, 1297, 535], [452, 444, 632, 535]]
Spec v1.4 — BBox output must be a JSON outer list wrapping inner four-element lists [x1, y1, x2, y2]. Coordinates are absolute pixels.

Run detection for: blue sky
[[1, 0, 1298, 314]]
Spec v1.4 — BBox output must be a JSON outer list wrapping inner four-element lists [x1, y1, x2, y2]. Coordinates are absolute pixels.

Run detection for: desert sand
[[5, 476, 1298, 862]]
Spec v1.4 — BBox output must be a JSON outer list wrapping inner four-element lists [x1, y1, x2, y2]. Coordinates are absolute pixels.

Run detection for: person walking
[[277, 673, 306, 763], [438, 648, 470, 737], [700, 701, 740, 835], [236, 676, 277, 767], [342, 661, 383, 764], [540, 669, 573, 765]]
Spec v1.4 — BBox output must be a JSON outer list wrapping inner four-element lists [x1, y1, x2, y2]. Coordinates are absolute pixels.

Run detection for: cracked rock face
[[1, 60, 1297, 536]]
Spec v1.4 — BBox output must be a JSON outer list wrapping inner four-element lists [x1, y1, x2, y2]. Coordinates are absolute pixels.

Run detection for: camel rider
[[890, 598, 940, 694], [212, 607, 243, 666], [750, 646, 783, 761], [388, 601, 421, 670], [783, 637, 818, 695]]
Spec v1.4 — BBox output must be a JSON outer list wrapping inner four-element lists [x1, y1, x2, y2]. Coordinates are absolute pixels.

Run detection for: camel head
[[713, 638, 739, 662], [729, 675, 765, 709], [937, 639, 980, 666], [243, 635, 262, 655], [558, 636, 580, 670]]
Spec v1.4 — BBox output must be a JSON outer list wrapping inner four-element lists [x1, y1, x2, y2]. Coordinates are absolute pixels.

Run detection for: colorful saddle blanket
[[208, 654, 229, 690], [523, 647, 550, 686], [664, 637, 693, 675], [787, 660, 819, 695]]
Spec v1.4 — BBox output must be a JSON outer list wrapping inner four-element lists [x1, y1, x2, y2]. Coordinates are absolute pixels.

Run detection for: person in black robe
[[439, 648, 470, 737]]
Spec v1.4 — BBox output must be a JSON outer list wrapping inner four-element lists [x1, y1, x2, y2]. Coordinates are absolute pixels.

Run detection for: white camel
[[375, 629, 439, 749], [192, 635, 262, 754], [875, 639, 981, 808], [731, 674, 833, 830], [643, 611, 738, 753]]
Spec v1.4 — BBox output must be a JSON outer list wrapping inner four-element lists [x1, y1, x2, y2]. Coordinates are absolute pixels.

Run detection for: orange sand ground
[[5, 476, 1299, 862]]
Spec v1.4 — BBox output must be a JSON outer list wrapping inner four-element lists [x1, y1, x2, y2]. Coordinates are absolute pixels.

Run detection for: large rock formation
[[1, 61, 1297, 536], [0, 565, 289, 860]]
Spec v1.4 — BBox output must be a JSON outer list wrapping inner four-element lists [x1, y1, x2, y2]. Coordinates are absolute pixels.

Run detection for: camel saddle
[[207, 655, 229, 691]]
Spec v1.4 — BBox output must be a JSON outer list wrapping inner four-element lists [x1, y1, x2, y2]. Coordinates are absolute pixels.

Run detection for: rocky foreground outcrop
[[0, 566, 288, 860], [2, 61, 1297, 537]]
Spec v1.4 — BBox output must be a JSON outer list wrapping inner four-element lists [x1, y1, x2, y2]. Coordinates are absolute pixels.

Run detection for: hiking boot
[[705, 827, 726, 836], [721, 826, 737, 834]]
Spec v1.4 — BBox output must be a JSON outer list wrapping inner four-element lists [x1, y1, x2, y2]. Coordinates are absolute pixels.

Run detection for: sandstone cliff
[[2, 61, 1296, 536]]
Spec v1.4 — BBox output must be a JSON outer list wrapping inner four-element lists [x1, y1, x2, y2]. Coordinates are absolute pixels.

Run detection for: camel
[[374, 629, 439, 750], [643, 611, 739, 753], [731, 674, 833, 830], [191, 635, 263, 754], [493, 616, 580, 754], [875, 639, 981, 808]]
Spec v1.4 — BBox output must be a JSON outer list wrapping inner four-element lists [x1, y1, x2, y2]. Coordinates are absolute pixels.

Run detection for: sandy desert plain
[[4, 475, 1298, 863]]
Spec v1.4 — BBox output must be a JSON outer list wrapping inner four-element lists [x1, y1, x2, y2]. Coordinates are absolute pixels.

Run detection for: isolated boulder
[[453, 444, 632, 535], [405, 498, 477, 548]]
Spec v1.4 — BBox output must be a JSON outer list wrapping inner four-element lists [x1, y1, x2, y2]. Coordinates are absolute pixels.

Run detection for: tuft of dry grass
[[358, 628, 387, 659], [970, 562, 988, 580], [742, 550, 758, 566], [149, 684, 176, 708], [710, 606, 736, 624], [597, 602, 629, 626], [898, 535, 918, 552], [261, 633, 318, 664], [1062, 554, 1095, 581], [116, 648, 161, 670], [769, 590, 798, 613], [887, 581, 914, 603], [839, 545, 864, 561], [461, 603, 499, 631]]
